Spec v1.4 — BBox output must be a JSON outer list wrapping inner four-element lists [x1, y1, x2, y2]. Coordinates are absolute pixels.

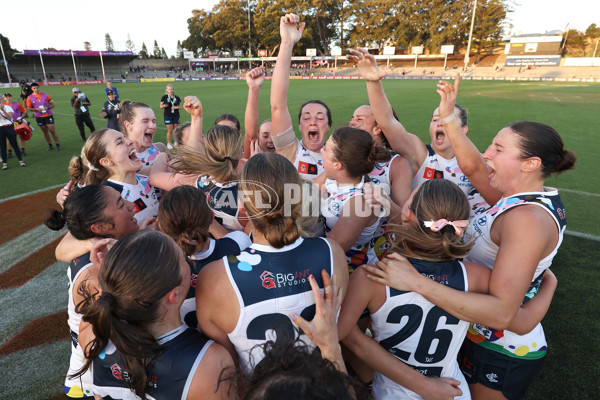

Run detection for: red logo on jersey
[[260, 271, 276, 289], [298, 161, 318, 175], [110, 363, 123, 380], [298, 161, 308, 174], [423, 167, 444, 180]]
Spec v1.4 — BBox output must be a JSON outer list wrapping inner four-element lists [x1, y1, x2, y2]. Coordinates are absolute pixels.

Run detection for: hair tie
[[87, 161, 99, 171], [100, 291, 117, 309], [223, 156, 233, 162], [423, 219, 469, 237]]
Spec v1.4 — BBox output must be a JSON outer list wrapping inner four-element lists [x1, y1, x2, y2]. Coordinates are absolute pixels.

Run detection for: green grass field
[[2, 78, 599, 236], [1, 78, 598, 400]]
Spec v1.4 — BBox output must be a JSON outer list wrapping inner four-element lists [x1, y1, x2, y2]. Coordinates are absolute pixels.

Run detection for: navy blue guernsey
[[92, 327, 212, 400], [371, 257, 469, 381], [181, 235, 249, 329], [225, 237, 334, 372]]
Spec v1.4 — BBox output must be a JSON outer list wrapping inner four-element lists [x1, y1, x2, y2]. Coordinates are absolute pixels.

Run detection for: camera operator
[[71, 87, 95, 142]]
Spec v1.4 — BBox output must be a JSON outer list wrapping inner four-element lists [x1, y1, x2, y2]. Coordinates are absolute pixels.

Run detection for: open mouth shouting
[[434, 128, 446, 146], [129, 148, 140, 164]]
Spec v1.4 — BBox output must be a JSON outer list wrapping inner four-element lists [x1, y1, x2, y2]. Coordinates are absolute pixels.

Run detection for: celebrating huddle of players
[[45, 13, 576, 400]]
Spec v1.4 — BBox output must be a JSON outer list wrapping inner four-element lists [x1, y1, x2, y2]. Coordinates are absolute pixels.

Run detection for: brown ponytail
[[241, 153, 302, 248]]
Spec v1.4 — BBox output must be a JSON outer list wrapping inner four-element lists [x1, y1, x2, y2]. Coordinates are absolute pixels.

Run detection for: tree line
[[182, 0, 511, 58]]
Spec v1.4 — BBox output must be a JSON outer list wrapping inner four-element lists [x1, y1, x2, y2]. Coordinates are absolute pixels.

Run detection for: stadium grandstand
[[3, 50, 136, 85]]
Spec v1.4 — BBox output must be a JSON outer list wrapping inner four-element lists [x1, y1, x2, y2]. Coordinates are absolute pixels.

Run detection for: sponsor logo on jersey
[[473, 323, 493, 339], [148, 375, 158, 389], [260, 271, 276, 289], [486, 372, 499, 383], [133, 198, 147, 213], [298, 161, 318, 175], [110, 363, 130, 382], [423, 167, 444, 180], [422, 273, 450, 285], [260, 269, 311, 289]]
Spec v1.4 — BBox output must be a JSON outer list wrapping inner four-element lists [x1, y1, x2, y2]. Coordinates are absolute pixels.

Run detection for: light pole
[[464, 0, 478, 71], [0, 39, 12, 85], [247, 0, 252, 57]]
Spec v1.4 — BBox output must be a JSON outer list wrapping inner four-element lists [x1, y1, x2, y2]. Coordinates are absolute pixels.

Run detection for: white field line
[[0, 225, 66, 274], [548, 92, 562, 102], [565, 230, 600, 242], [557, 188, 600, 198], [0, 183, 65, 203], [0, 260, 68, 348]]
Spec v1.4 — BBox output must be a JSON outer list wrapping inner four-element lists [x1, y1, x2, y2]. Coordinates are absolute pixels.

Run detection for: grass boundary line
[[0, 184, 65, 203], [557, 188, 600, 198], [565, 230, 600, 242]]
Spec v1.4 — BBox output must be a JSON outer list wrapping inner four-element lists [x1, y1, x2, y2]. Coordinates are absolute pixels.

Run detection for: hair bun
[[554, 149, 577, 174]]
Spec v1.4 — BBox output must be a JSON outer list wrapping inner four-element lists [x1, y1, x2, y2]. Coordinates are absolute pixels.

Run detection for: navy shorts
[[164, 116, 180, 125], [36, 116, 55, 126], [459, 339, 546, 400]]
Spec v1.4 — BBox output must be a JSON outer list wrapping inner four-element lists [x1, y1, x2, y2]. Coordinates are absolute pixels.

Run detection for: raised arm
[[183, 96, 204, 150], [347, 48, 427, 174], [270, 14, 305, 163], [243, 66, 265, 159], [436, 75, 501, 205]]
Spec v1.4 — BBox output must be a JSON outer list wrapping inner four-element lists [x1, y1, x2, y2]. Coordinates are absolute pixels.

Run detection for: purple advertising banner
[[23, 50, 135, 57]]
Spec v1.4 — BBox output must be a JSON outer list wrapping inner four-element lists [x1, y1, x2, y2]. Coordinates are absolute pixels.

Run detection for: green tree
[[564, 29, 586, 56], [140, 42, 149, 58], [183, 9, 215, 57], [83, 41, 92, 51], [125, 34, 136, 53], [105, 33, 115, 51], [586, 23, 600, 38], [153, 40, 161, 59], [0, 34, 18, 59], [345, 0, 508, 55], [202, 0, 250, 54], [161, 47, 168, 59], [176, 40, 184, 58], [472, 0, 511, 61]]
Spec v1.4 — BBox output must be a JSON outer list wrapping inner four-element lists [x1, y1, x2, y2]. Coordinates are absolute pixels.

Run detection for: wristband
[[440, 113, 457, 125], [272, 126, 297, 149]]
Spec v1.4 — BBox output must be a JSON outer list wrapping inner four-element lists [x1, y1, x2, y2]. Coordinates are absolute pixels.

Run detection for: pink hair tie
[[423, 219, 469, 236]]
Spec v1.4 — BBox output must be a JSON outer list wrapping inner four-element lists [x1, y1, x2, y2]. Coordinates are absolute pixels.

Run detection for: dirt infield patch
[[0, 188, 61, 247], [0, 237, 64, 289], [0, 311, 68, 356]]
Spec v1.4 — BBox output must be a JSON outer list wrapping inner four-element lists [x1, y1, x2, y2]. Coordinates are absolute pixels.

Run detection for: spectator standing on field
[[19, 80, 32, 116], [104, 81, 119, 101], [71, 88, 95, 142], [0, 102, 26, 170], [3, 93, 29, 157], [100, 90, 120, 131], [26, 82, 61, 151]]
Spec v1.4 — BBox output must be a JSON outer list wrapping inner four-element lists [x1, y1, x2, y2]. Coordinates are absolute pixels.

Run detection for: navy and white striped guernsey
[[370, 257, 471, 400], [224, 237, 334, 372], [91, 325, 212, 400]]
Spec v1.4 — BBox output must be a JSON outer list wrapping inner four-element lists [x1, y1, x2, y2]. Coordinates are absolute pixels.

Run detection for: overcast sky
[[2, 0, 598, 57]]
